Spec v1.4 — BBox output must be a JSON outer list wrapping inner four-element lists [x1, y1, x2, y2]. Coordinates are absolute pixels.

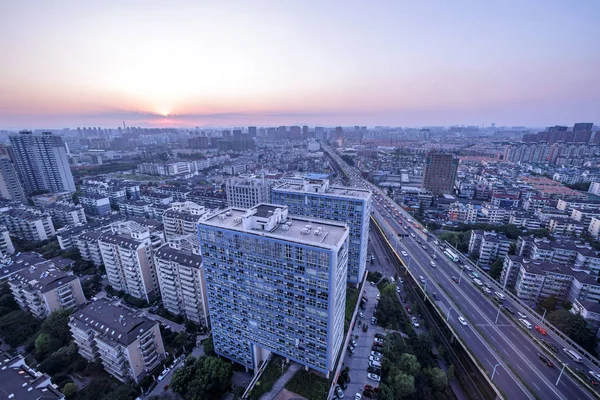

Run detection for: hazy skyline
[[1, 0, 599, 129]]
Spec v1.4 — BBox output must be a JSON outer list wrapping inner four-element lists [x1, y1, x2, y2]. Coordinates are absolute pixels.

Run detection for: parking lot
[[341, 282, 383, 398]]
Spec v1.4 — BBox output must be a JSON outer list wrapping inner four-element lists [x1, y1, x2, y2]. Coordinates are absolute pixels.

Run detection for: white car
[[412, 317, 420, 328], [358, 311, 364, 318], [367, 373, 381, 382], [369, 356, 382, 362], [430, 261, 436, 267], [401, 251, 408, 257], [410, 233, 416, 238], [518, 311, 527, 319], [458, 317, 467, 326], [371, 350, 383, 357], [396, 287, 401, 293], [157, 367, 171, 381], [376, 294, 380, 300], [355, 394, 362, 400], [419, 276, 426, 284]]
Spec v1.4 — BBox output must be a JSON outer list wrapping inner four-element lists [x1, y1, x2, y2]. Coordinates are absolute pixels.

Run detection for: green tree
[[171, 356, 233, 400], [508, 243, 517, 255], [35, 333, 61, 360], [547, 309, 596, 351], [398, 353, 421, 376], [424, 367, 448, 391], [40, 309, 73, 345], [539, 295, 559, 313], [203, 336, 215, 357], [62, 382, 78, 398], [447, 364, 456, 381], [489, 258, 504, 281], [390, 372, 415, 397], [376, 383, 394, 400]]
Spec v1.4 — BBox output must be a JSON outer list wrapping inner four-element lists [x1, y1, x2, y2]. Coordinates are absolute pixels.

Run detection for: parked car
[[371, 317, 377, 325], [411, 317, 420, 328], [358, 311, 364, 318], [350, 338, 357, 347], [369, 355, 382, 362], [396, 287, 401, 293], [374, 333, 385, 339], [347, 345, 355, 354], [373, 337, 384, 345], [371, 345, 383, 352], [370, 351, 382, 357], [367, 373, 381, 382], [355, 393, 362, 400], [335, 384, 345, 398], [405, 305, 412, 314], [401, 251, 408, 257], [158, 367, 171, 381]]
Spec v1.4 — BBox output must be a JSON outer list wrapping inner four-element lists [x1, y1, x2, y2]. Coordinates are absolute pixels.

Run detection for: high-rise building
[[248, 126, 257, 138], [271, 178, 371, 285], [226, 176, 272, 209], [198, 204, 349, 377], [9, 261, 86, 318], [422, 152, 459, 195], [154, 236, 209, 326], [0, 208, 55, 241], [162, 201, 208, 240], [69, 299, 166, 383], [98, 221, 163, 302], [9, 131, 76, 195], [0, 155, 24, 201]]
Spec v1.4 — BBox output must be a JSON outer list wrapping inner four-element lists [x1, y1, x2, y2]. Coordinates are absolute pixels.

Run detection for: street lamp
[[446, 306, 454, 322], [458, 267, 464, 285], [541, 307, 548, 323], [495, 303, 502, 324], [423, 280, 428, 302], [556, 363, 569, 386], [491, 363, 502, 381]]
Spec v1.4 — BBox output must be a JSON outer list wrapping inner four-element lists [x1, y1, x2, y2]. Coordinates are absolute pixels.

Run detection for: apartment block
[[45, 202, 87, 227], [271, 178, 371, 285], [468, 230, 511, 267], [31, 191, 73, 207], [9, 131, 76, 195], [0, 225, 15, 258], [0, 208, 55, 241], [513, 260, 573, 306], [226, 176, 271, 209], [154, 236, 209, 326], [198, 204, 349, 377], [79, 194, 111, 216], [0, 350, 64, 400], [120, 200, 151, 218], [99, 221, 163, 303], [162, 201, 208, 240], [0, 155, 25, 201], [69, 299, 166, 383], [76, 231, 104, 266], [9, 262, 86, 318], [422, 152, 458, 195]]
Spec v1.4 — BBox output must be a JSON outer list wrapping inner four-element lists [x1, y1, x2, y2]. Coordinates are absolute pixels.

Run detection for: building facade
[[0, 208, 55, 241], [0, 155, 25, 201], [422, 152, 459, 195], [0, 225, 15, 258], [69, 299, 165, 383], [226, 176, 272, 209], [198, 204, 349, 377], [9, 131, 76, 195], [271, 178, 371, 285], [162, 201, 208, 240]]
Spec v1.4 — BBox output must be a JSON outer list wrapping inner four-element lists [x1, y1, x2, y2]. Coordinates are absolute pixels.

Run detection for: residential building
[[120, 200, 151, 218], [9, 261, 85, 318], [589, 217, 600, 238], [198, 204, 349, 377], [0, 155, 24, 201], [271, 178, 371, 285], [79, 194, 111, 216], [0, 350, 64, 400], [589, 182, 600, 196], [0, 225, 15, 258], [468, 230, 511, 268], [69, 299, 166, 383], [154, 236, 209, 326], [547, 217, 584, 238], [98, 221, 163, 302], [512, 259, 573, 306], [162, 201, 208, 240], [9, 131, 76, 195], [226, 175, 272, 209], [0, 208, 55, 241], [422, 152, 459, 195], [45, 202, 87, 227], [31, 191, 73, 207], [76, 231, 104, 266]]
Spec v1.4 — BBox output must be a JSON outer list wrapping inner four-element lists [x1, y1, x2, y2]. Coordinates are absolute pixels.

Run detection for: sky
[[1, 0, 599, 129]]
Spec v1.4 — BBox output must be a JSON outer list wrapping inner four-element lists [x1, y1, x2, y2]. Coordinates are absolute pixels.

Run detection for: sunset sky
[[1, 0, 599, 129]]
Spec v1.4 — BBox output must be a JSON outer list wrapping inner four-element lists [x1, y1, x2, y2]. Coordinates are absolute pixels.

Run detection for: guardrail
[[443, 240, 600, 370]]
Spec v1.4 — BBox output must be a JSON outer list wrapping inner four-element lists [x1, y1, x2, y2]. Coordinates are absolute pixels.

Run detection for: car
[[401, 251, 408, 257], [350, 338, 357, 347], [335, 384, 344, 398], [411, 317, 420, 328], [518, 311, 527, 319], [339, 379, 348, 390], [371, 317, 377, 325], [432, 254, 437, 259], [410, 233, 416, 238], [358, 311, 364, 318], [396, 287, 401, 293], [537, 353, 554, 367], [369, 355, 382, 362], [157, 367, 171, 381], [376, 294, 380, 300], [369, 281, 376, 286], [451, 276, 459, 283], [347, 345, 356, 354], [367, 366, 382, 375], [430, 261, 436, 267], [540, 339, 558, 353], [374, 337, 384, 344], [371, 351, 382, 357], [458, 317, 467, 325], [355, 394, 362, 400], [503, 306, 514, 314], [419, 276, 426, 283], [589, 371, 600, 385], [362, 323, 369, 332], [364, 385, 377, 392], [432, 292, 440, 301], [371, 345, 383, 352], [367, 373, 381, 382], [483, 287, 491, 295], [405, 305, 412, 314], [398, 277, 404, 284], [375, 333, 385, 339], [535, 326, 547, 335]]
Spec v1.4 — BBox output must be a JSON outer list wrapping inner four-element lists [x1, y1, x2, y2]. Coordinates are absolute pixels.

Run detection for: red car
[[405, 305, 412, 314], [535, 326, 547, 335], [364, 385, 379, 393]]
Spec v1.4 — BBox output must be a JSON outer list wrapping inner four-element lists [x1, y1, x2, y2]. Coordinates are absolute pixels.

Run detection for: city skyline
[[1, 0, 599, 129]]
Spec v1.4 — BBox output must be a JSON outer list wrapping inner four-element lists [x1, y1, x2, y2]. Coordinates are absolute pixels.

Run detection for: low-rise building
[[0, 225, 15, 257], [9, 261, 86, 318], [0, 350, 64, 400], [79, 194, 111, 216], [69, 299, 166, 383], [162, 201, 208, 240], [468, 230, 511, 267], [0, 207, 55, 241], [46, 202, 87, 227]]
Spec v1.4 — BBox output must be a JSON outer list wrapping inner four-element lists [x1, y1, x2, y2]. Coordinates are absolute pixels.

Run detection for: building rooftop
[[0, 351, 64, 400], [154, 244, 203, 268], [274, 180, 371, 200], [11, 262, 77, 293], [70, 299, 157, 346], [201, 204, 348, 249]]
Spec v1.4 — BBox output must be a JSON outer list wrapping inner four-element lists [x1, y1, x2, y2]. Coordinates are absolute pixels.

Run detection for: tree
[[424, 367, 448, 391], [171, 356, 233, 400], [508, 243, 517, 255], [35, 333, 61, 360], [547, 309, 596, 351], [203, 337, 215, 357], [398, 353, 420, 376], [538, 295, 559, 313], [447, 364, 456, 381], [62, 382, 78, 398], [40, 309, 73, 345], [489, 258, 504, 281], [376, 383, 394, 400], [389, 372, 415, 397]]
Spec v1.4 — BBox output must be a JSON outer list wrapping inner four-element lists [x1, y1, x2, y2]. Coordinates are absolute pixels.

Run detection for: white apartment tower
[[98, 221, 163, 303], [162, 201, 208, 240], [198, 204, 349, 377], [226, 176, 272, 209]]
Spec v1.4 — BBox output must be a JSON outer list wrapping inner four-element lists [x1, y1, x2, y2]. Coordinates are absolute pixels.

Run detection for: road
[[324, 144, 597, 400]]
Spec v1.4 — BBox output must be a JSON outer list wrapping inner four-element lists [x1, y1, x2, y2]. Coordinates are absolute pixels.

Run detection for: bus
[[444, 249, 459, 262], [564, 348, 583, 363]]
